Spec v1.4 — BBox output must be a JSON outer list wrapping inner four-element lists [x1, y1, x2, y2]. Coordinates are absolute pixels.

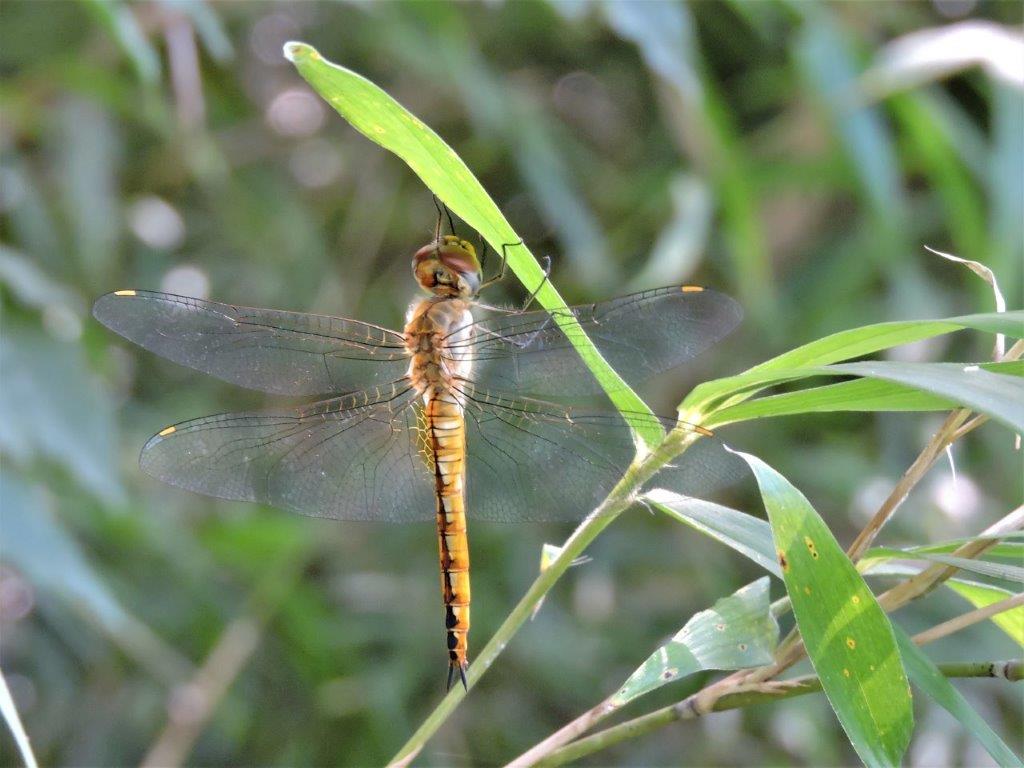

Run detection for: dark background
[[1, 1, 1021, 766]]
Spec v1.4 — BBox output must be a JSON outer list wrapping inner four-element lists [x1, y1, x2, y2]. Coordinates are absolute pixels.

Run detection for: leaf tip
[[283, 41, 318, 65]]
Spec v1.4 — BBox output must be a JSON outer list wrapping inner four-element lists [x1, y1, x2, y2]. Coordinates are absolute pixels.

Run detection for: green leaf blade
[[895, 628, 1023, 767], [945, 580, 1024, 645], [645, 489, 780, 577], [705, 377, 957, 427], [683, 311, 1023, 417], [612, 577, 778, 706], [736, 451, 913, 768], [829, 361, 1024, 433], [865, 548, 1024, 583], [283, 41, 661, 445]]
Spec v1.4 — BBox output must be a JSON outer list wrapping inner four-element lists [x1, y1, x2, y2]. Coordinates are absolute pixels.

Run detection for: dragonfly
[[93, 220, 742, 690]]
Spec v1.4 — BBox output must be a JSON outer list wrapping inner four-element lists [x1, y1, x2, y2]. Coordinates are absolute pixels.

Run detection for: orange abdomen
[[426, 393, 471, 690]]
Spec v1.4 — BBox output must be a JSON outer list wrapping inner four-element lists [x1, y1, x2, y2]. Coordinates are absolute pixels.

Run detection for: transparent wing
[[459, 384, 743, 522], [139, 384, 436, 522], [450, 286, 742, 399], [93, 290, 409, 396]]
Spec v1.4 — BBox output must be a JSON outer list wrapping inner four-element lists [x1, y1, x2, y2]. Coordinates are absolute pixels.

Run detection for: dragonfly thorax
[[404, 297, 475, 401], [412, 235, 482, 298]]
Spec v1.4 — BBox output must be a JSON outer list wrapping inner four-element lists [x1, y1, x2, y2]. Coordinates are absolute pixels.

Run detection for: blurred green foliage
[[1, 1, 1020, 766]]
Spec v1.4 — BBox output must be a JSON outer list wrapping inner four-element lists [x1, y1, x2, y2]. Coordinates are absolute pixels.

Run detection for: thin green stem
[[387, 429, 704, 767], [538, 661, 1022, 768]]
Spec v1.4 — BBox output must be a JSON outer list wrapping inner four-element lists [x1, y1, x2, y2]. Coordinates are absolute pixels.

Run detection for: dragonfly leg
[[478, 239, 524, 292], [432, 194, 457, 240], [516, 254, 551, 312]]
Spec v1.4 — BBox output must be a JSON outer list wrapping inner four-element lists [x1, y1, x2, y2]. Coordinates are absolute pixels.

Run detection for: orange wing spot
[[680, 285, 704, 293], [158, 425, 176, 436], [114, 289, 137, 296]]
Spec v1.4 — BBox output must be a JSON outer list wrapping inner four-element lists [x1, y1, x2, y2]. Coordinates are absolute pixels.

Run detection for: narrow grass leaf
[[735, 451, 913, 768], [946, 580, 1024, 645], [0, 668, 38, 768], [702, 359, 1021, 429], [908, 533, 1024, 559], [682, 311, 1021, 417], [644, 489, 780, 577], [830, 361, 1024, 433], [611, 577, 778, 706], [706, 377, 956, 427], [865, 548, 1024, 583], [283, 41, 660, 445], [81, 0, 161, 85], [895, 627, 1023, 767]]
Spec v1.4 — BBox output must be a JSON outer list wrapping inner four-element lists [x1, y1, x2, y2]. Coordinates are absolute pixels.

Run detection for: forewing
[[139, 385, 436, 521], [459, 386, 742, 522], [454, 286, 742, 399], [94, 290, 408, 396]]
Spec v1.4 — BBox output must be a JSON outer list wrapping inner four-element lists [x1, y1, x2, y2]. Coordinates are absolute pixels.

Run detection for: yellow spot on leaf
[[680, 285, 704, 293], [804, 536, 819, 559], [778, 550, 789, 572], [851, 595, 861, 605], [843, 668, 851, 678], [846, 637, 856, 650], [803, 586, 811, 595], [114, 289, 136, 296], [158, 425, 176, 436]]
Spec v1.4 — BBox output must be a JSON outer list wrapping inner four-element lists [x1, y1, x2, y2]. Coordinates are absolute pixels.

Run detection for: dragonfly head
[[413, 236, 483, 298]]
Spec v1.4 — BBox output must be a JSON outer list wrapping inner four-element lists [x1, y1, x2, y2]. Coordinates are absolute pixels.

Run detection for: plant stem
[[846, 409, 971, 561], [538, 661, 1022, 767], [911, 593, 1024, 646], [387, 429, 704, 767], [877, 504, 1024, 613]]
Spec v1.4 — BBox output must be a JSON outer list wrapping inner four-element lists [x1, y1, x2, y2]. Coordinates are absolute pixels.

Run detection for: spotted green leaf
[[611, 577, 778, 706], [735, 451, 913, 768]]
